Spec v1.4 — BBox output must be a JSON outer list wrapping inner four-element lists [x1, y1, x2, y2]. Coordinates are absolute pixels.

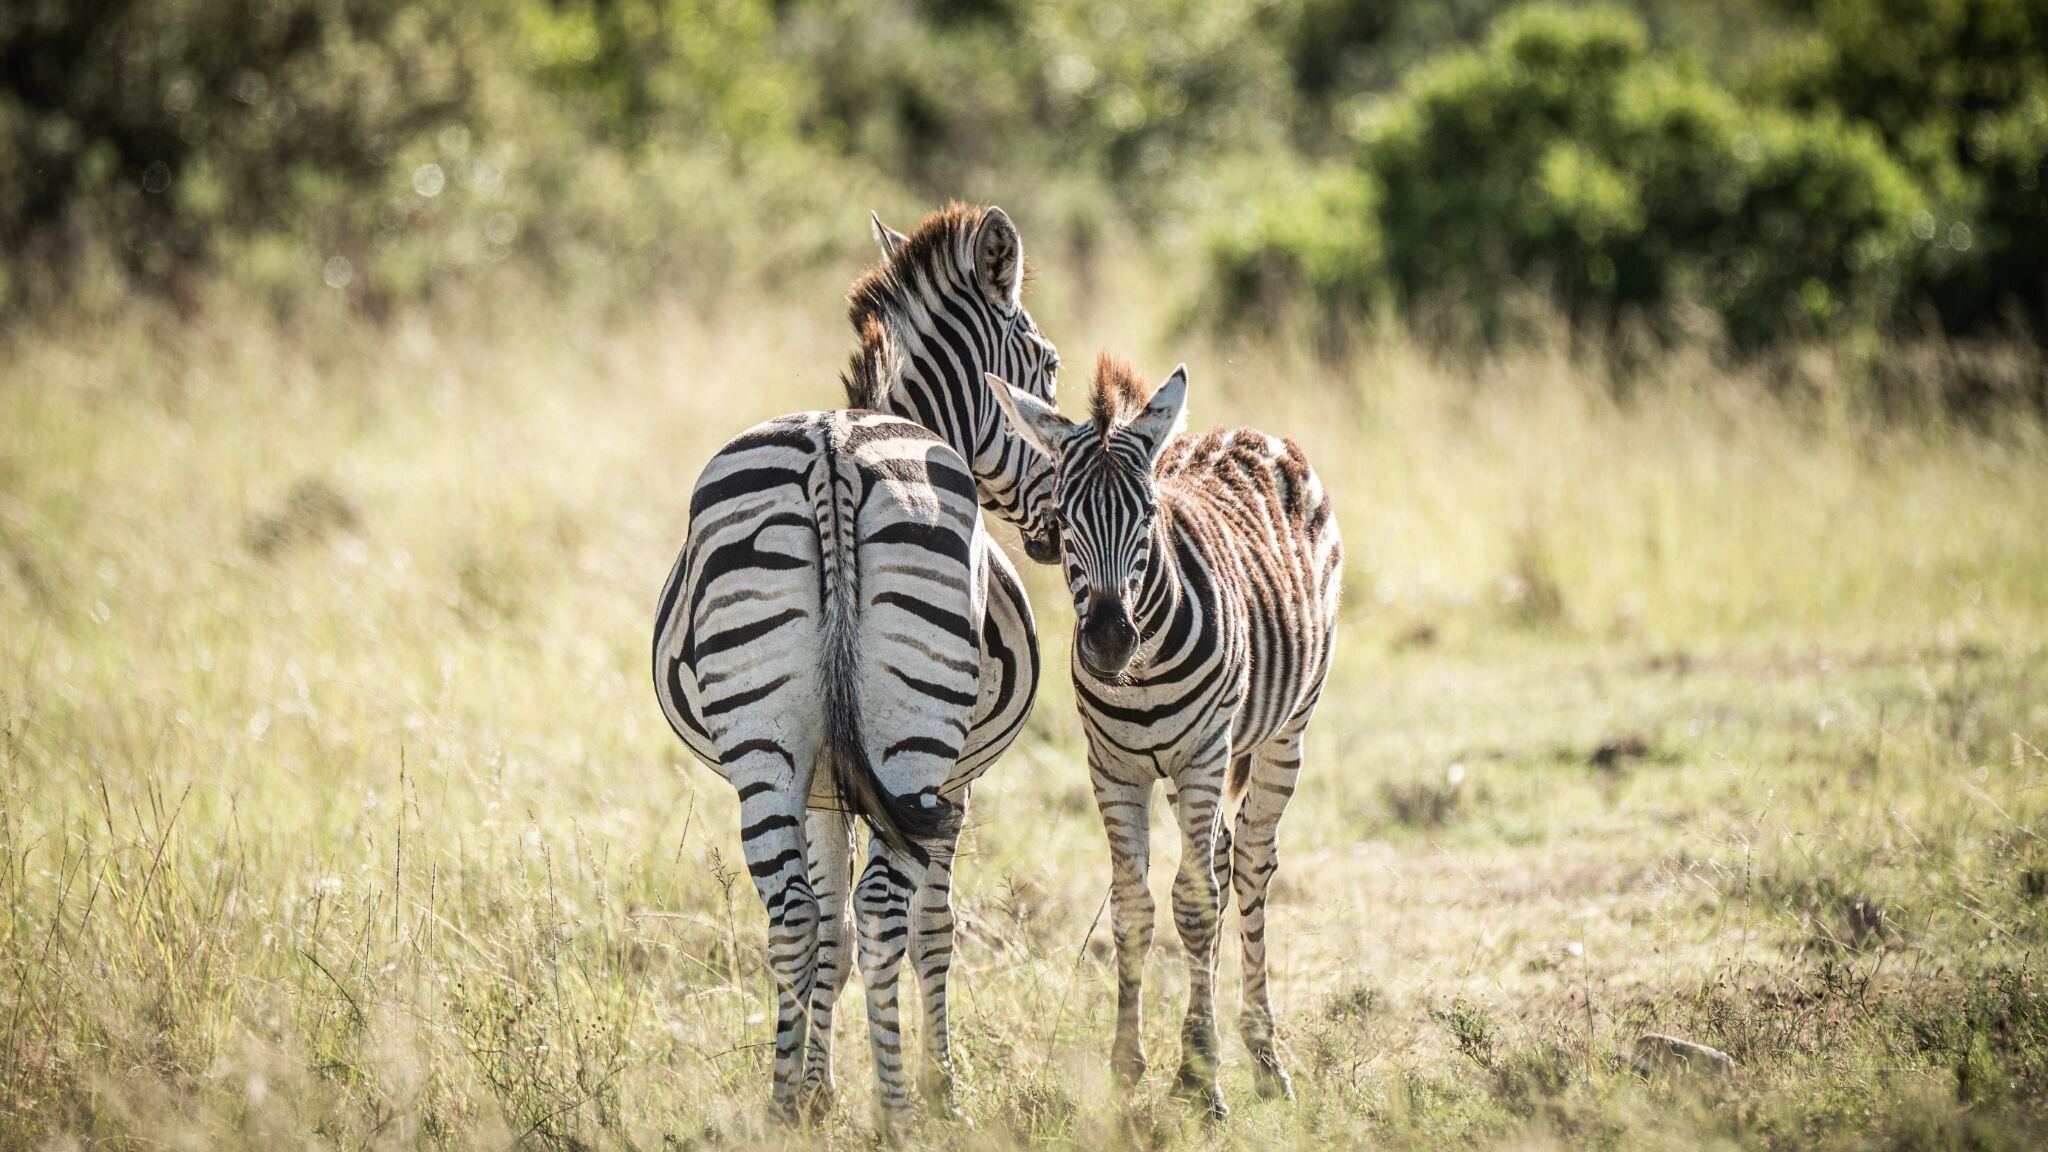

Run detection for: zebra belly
[[952, 534, 1040, 783]]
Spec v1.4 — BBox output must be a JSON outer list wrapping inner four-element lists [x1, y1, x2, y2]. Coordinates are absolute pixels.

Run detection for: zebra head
[[985, 355, 1188, 678], [855, 205, 1065, 564]]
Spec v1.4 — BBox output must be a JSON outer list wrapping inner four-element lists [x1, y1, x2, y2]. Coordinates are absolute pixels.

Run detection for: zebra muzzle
[[1021, 521, 1062, 565], [1078, 598, 1140, 676]]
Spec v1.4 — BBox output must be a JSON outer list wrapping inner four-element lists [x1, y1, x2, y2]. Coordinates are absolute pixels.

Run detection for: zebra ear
[[871, 211, 909, 259], [973, 207, 1023, 313], [984, 372, 1072, 458], [1128, 364, 1189, 462]]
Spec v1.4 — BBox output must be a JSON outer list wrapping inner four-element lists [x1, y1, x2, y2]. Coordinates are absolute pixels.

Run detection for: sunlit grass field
[[4, 256, 2048, 1148]]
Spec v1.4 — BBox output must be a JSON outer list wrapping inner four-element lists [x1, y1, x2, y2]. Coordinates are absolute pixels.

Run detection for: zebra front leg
[[909, 830, 965, 1114], [855, 834, 919, 1132], [1167, 760, 1231, 1119], [731, 767, 820, 1120], [1236, 724, 1306, 1100], [800, 808, 856, 1118], [1094, 771, 1155, 1088]]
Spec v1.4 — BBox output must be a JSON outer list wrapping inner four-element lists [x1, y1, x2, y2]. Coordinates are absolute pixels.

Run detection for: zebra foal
[[653, 205, 1061, 1126], [986, 354, 1344, 1117]]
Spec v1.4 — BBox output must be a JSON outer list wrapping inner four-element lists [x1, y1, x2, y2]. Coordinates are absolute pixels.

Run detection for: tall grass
[[3, 257, 2046, 1147]]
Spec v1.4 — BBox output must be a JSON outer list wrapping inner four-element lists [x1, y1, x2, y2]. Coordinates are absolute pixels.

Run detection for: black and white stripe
[[987, 354, 1344, 1117], [651, 205, 1059, 1126], [854, 205, 1064, 564]]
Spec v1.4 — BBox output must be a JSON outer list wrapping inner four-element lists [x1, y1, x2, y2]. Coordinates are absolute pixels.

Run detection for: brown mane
[[1090, 352, 1150, 437]]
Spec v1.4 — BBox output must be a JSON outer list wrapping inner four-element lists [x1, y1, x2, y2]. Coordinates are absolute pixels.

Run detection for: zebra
[[984, 353, 1344, 1118], [651, 205, 1062, 1127]]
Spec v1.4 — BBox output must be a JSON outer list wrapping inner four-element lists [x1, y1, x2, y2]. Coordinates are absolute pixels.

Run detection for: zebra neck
[[1132, 514, 1181, 646], [881, 327, 1005, 486]]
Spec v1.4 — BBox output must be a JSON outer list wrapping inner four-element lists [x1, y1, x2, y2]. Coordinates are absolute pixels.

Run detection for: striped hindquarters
[[652, 410, 1005, 850]]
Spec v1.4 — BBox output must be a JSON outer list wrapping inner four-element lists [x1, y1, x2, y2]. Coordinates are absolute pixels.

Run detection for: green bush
[[0, 0, 488, 306], [4, 0, 2037, 363], [1214, 4, 1927, 347], [0, 0, 1303, 310], [1757, 0, 2048, 335]]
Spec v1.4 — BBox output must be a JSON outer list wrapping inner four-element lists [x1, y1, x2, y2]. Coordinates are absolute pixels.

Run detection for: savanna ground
[[4, 255, 2048, 1150]]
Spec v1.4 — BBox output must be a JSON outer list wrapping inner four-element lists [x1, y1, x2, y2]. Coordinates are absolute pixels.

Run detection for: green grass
[[3, 268, 2047, 1148]]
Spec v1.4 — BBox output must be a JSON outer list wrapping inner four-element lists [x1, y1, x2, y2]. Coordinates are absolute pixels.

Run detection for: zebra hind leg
[[855, 832, 920, 1133], [909, 832, 966, 1116], [1235, 722, 1307, 1101], [729, 758, 823, 1121], [800, 808, 856, 1119]]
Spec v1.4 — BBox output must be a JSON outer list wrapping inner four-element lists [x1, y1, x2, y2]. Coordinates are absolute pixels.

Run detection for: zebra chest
[[1073, 657, 1242, 776]]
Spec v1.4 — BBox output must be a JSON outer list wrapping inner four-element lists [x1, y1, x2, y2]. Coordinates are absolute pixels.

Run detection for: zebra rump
[[808, 420, 949, 860]]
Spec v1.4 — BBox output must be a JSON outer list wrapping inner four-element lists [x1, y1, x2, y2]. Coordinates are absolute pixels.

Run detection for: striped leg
[[1236, 721, 1306, 1100], [731, 757, 821, 1119], [910, 831, 963, 1112], [855, 836, 919, 1127], [1215, 759, 1243, 920], [1168, 758, 1231, 1119], [1094, 771, 1155, 1087], [801, 808, 856, 1116]]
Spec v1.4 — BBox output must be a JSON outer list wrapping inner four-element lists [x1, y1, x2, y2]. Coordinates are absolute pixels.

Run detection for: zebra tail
[[811, 428, 940, 865]]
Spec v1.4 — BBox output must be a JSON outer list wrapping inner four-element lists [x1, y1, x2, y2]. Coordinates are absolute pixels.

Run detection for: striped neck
[[842, 204, 1059, 550], [1131, 505, 1182, 652], [850, 298, 1054, 539], [882, 313, 1002, 475]]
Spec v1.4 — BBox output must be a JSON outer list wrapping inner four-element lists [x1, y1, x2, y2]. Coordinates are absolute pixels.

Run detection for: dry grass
[[3, 257, 2047, 1148]]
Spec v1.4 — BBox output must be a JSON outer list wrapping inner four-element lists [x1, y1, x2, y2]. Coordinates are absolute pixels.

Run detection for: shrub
[[1757, 0, 2048, 336], [0, 0, 488, 306], [1214, 4, 1927, 348]]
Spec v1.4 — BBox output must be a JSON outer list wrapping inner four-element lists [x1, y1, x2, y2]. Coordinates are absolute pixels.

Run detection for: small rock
[[1846, 897, 1890, 946], [1392, 622, 1439, 651], [1590, 735, 1651, 771], [2022, 868, 2048, 902], [1631, 1033, 1737, 1080]]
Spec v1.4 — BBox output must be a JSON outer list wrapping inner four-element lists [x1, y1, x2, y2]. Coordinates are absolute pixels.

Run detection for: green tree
[[1759, 0, 2048, 335], [1213, 4, 1927, 348]]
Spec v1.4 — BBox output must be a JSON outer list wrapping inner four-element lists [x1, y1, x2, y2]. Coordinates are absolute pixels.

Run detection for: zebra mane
[[842, 202, 1025, 410], [842, 314, 900, 412], [1089, 352, 1150, 437]]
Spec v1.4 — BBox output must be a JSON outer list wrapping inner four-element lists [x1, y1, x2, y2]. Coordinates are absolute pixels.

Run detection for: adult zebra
[[652, 205, 1062, 1125], [985, 355, 1344, 1118]]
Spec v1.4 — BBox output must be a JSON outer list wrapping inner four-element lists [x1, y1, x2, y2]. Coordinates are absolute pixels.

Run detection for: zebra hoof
[[798, 1082, 837, 1122], [1169, 1067, 1229, 1121], [1251, 1054, 1295, 1101], [1112, 1049, 1147, 1088], [1174, 1083, 1229, 1122], [765, 1095, 802, 1127], [921, 1065, 958, 1106], [873, 1104, 914, 1146]]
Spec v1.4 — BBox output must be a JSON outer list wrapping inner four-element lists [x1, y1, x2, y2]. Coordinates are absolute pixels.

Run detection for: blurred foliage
[[1, 0, 2044, 377], [1215, 5, 1928, 349], [0, 0, 483, 306], [1219, 0, 2048, 360], [1757, 0, 2048, 335]]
